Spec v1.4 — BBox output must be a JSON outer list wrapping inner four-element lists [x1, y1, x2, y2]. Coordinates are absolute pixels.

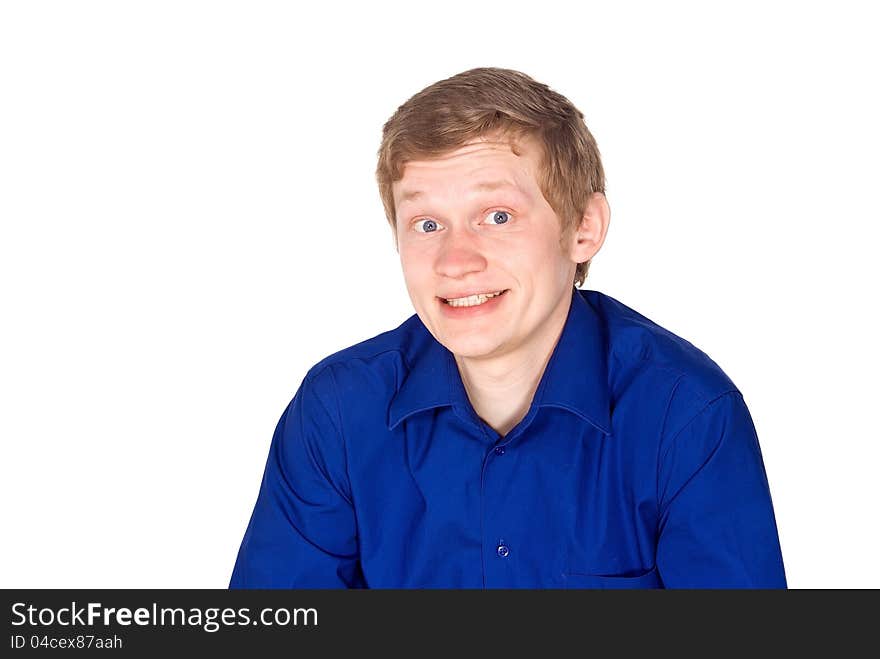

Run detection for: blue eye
[[414, 218, 441, 233], [484, 210, 510, 225]]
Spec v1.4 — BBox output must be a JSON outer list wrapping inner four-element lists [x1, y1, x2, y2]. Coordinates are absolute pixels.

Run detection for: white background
[[1, 0, 877, 588]]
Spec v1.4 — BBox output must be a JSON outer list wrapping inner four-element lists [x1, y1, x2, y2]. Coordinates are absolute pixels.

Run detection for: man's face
[[393, 135, 580, 363]]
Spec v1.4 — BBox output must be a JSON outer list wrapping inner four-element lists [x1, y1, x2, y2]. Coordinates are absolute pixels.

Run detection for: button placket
[[479, 426, 517, 584]]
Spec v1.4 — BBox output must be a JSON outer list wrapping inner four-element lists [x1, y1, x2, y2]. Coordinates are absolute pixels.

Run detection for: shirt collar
[[388, 289, 612, 435]]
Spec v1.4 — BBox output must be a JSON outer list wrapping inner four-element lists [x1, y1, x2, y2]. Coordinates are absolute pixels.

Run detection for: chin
[[440, 335, 505, 360]]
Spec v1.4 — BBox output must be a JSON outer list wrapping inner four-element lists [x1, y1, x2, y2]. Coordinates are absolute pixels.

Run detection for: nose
[[433, 228, 488, 279]]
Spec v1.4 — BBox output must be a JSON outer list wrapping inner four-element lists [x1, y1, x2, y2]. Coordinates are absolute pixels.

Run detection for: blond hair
[[376, 67, 605, 286]]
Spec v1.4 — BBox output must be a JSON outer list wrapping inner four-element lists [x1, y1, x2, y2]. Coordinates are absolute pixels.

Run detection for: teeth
[[445, 291, 504, 307]]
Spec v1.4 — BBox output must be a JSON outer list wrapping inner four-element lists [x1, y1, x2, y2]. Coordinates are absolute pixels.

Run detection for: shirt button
[[496, 544, 510, 557], [494, 446, 505, 456]]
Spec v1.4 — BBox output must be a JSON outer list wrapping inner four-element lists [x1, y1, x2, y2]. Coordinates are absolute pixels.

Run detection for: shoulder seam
[[664, 388, 741, 448], [300, 365, 355, 507], [657, 389, 743, 516], [325, 364, 354, 507], [655, 373, 687, 509]]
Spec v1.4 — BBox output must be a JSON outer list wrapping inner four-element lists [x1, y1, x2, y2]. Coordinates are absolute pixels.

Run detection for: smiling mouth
[[441, 290, 508, 308]]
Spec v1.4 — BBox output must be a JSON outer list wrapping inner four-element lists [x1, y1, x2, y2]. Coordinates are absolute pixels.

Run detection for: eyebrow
[[398, 180, 523, 205]]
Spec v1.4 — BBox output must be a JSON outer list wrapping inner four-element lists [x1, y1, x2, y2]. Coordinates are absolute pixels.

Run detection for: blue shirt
[[230, 289, 786, 588]]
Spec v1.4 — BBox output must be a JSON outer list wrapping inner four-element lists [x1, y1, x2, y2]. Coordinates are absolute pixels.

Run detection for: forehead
[[393, 137, 543, 208]]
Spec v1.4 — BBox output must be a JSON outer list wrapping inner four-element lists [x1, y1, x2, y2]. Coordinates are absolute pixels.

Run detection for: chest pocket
[[562, 566, 662, 589]]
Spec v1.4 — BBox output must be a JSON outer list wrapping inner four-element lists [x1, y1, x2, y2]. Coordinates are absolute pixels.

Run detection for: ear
[[567, 192, 610, 264]]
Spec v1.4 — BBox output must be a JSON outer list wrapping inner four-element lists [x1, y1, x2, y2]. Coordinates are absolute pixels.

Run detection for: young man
[[229, 68, 786, 588]]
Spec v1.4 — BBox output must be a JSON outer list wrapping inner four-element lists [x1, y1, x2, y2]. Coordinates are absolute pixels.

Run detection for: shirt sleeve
[[229, 367, 364, 588], [655, 389, 787, 588]]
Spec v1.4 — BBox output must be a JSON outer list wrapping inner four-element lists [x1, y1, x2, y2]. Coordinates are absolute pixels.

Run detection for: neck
[[454, 292, 572, 437]]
